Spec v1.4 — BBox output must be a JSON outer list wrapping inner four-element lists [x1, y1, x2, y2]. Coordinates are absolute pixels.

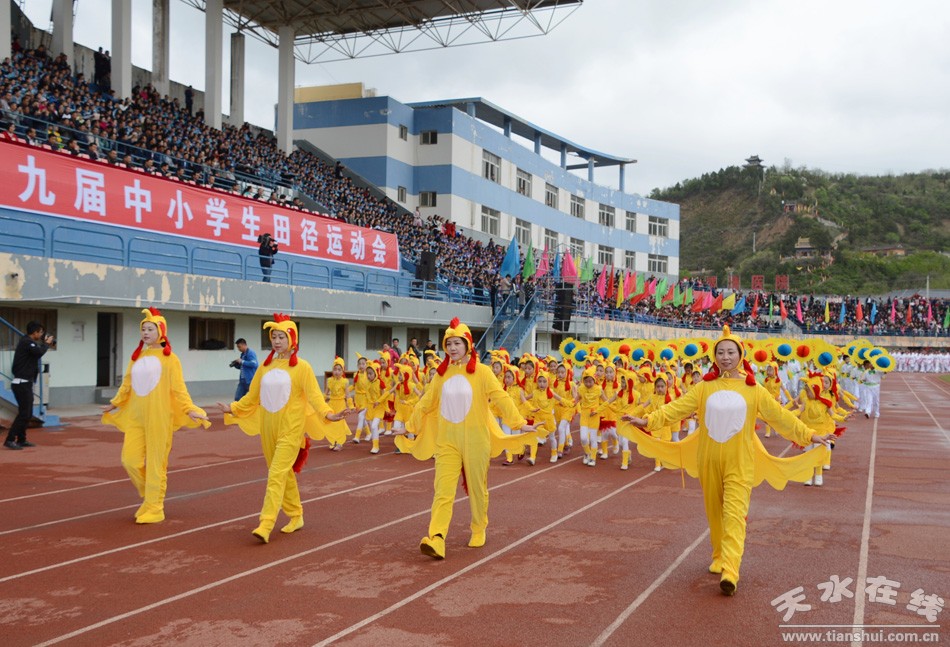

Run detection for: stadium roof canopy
[[179, 0, 584, 64], [409, 97, 636, 170]]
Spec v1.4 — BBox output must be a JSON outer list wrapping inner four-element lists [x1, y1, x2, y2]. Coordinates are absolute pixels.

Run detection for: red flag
[[856, 302, 864, 322], [927, 301, 933, 323], [796, 297, 804, 321], [709, 293, 724, 313], [751, 294, 759, 318], [779, 299, 788, 320], [606, 266, 615, 300], [890, 299, 896, 323], [906, 303, 912, 324], [662, 285, 676, 303], [690, 290, 706, 313]]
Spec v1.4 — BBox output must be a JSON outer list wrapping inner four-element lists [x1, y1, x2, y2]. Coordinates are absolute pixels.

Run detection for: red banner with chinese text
[[775, 274, 789, 291], [751, 275, 764, 290], [0, 140, 400, 271]]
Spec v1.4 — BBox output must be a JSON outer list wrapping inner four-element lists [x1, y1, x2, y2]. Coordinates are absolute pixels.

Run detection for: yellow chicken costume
[[224, 314, 344, 543], [395, 318, 535, 559], [103, 308, 209, 524], [618, 326, 829, 595], [325, 356, 354, 447]]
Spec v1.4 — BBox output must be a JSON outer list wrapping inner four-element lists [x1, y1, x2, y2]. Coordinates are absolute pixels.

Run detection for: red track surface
[[2, 374, 947, 647]]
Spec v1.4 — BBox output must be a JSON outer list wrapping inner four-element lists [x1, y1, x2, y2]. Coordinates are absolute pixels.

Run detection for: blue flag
[[870, 302, 877, 324], [839, 301, 847, 324], [499, 238, 520, 278], [732, 296, 746, 315], [552, 250, 561, 279]]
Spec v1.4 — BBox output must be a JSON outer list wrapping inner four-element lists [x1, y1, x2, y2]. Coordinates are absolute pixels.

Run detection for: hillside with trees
[[650, 159, 950, 295]]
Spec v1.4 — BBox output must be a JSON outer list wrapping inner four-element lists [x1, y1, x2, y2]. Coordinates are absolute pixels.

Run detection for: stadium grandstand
[[1, 0, 947, 426]]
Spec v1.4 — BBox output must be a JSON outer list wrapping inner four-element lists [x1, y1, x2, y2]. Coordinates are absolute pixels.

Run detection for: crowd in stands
[[3, 43, 948, 338]]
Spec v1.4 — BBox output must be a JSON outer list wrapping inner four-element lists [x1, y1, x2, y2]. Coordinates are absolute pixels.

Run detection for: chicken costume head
[[132, 307, 171, 360], [262, 313, 299, 367], [437, 317, 477, 375], [704, 325, 756, 386]]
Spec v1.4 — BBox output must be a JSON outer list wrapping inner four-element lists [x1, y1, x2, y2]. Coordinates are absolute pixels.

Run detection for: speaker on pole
[[415, 251, 437, 281], [553, 282, 574, 332]]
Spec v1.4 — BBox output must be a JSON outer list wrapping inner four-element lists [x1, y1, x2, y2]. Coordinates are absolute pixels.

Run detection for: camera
[[229, 360, 241, 369], [257, 233, 270, 244]]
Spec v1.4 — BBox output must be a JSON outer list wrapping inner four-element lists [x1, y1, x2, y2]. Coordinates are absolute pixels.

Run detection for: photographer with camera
[[5, 322, 55, 450], [258, 232, 278, 283], [231, 338, 258, 400]]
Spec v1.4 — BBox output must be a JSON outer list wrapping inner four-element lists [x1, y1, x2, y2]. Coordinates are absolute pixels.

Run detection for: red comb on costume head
[[450, 317, 460, 328]]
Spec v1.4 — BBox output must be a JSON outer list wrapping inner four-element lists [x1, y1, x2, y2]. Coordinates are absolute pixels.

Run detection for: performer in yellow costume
[[621, 326, 832, 596], [395, 318, 536, 559], [325, 356, 354, 450], [102, 308, 210, 524], [220, 314, 348, 543], [351, 354, 370, 443]]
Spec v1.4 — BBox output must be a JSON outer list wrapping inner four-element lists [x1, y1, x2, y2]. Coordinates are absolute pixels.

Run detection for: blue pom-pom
[[598, 346, 610, 359], [875, 356, 891, 369], [575, 349, 588, 362], [683, 343, 699, 357], [777, 343, 792, 357], [817, 351, 834, 366], [632, 349, 645, 361], [660, 348, 674, 361], [564, 341, 576, 355]]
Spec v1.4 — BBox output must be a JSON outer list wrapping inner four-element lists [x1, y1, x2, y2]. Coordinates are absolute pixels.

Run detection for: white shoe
[[587, 459, 596, 467], [527, 458, 535, 466], [599, 451, 608, 459], [550, 454, 558, 463], [620, 464, 629, 471], [370, 448, 379, 454], [804, 478, 813, 486], [653, 465, 662, 472], [815, 475, 823, 486], [823, 465, 831, 470], [384, 430, 393, 436]]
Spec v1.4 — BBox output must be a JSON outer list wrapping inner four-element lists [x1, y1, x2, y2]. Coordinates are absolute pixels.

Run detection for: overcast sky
[[22, 0, 950, 195]]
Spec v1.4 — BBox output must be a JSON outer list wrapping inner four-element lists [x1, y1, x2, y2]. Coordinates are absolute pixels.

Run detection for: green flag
[[673, 284, 683, 307], [522, 246, 535, 279], [684, 285, 693, 305], [635, 273, 645, 294], [943, 306, 950, 328], [654, 277, 668, 309], [580, 257, 594, 282]]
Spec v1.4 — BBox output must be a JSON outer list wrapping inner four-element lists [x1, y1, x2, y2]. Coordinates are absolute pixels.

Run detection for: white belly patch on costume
[[704, 390, 747, 443], [260, 369, 292, 413], [440, 374, 474, 424], [131, 355, 162, 396]]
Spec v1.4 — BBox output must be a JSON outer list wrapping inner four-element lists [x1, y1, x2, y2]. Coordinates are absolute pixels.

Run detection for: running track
[[1, 374, 946, 647]]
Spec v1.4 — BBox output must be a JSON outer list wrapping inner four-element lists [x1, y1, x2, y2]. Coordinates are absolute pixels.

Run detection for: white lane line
[[850, 416, 879, 647], [0, 455, 261, 504], [311, 468, 658, 647], [34, 457, 592, 646], [591, 529, 710, 647], [0, 467, 434, 584], [0, 451, 401, 535], [899, 374, 949, 443]]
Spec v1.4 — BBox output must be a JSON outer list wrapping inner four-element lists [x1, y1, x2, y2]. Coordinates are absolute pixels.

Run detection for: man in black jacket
[[5, 322, 55, 450]]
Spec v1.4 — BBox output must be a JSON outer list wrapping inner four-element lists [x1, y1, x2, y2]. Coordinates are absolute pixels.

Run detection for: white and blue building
[[293, 87, 680, 279]]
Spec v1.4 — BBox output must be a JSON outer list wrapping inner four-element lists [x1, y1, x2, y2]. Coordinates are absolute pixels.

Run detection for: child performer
[[761, 363, 792, 438], [220, 314, 348, 543], [351, 354, 370, 443], [552, 362, 577, 459], [102, 308, 210, 524], [325, 356, 354, 450], [576, 367, 605, 466], [395, 318, 536, 559], [524, 370, 560, 465], [795, 373, 846, 487], [598, 364, 622, 459], [363, 362, 389, 454]]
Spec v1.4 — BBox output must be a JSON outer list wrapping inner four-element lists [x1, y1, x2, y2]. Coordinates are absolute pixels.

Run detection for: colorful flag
[[636, 273, 645, 295], [535, 248, 549, 277], [605, 266, 615, 301], [838, 301, 846, 324], [751, 294, 760, 318], [596, 267, 607, 299], [889, 299, 896, 323], [683, 285, 693, 305], [580, 257, 594, 282], [709, 293, 724, 313], [796, 297, 803, 322], [522, 245, 535, 279], [906, 303, 912, 325], [500, 238, 520, 278], [552, 250, 562, 281], [616, 272, 625, 308], [870, 301, 878, 324], [943, 306, 950, 328], [624, 271, 633, 298], [561, 252, 577, 285], [856, 301, 864, 322], [722, 293, 737, 310], [823, 300, 830, 323], [779, 299, 788, 320], [732, 296, 746, 314], [926, 301, 933, 323], [690, 290, 706, 312], [673, 285, 683, 307]]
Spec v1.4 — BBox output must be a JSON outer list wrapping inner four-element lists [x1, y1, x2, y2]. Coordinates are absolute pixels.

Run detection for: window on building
[[545, 183, 558, 210], [648, 254, 668, 274], [398, 124, 408, 141], [516, 169, 532, 197], [598, 245, 614, 266], [544, 228, 558, 252], [570, 195, 585, 219], [419, 191, 437, 207], [190, 317, 234, 350], [598, 204, 615, 228], [625, 211, 637, 233], [420, 130, 438, 145], [570, 237, 584, 259], [624, 250, 636, 271], [482, 150, 501, 183], [365, 325, 392, 351], [481, 206, 500, 236], [515, 218, 531, 247], [648, 215, 669, 238], [397, 186, 407, 203], [0, 307, 57, 350]]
